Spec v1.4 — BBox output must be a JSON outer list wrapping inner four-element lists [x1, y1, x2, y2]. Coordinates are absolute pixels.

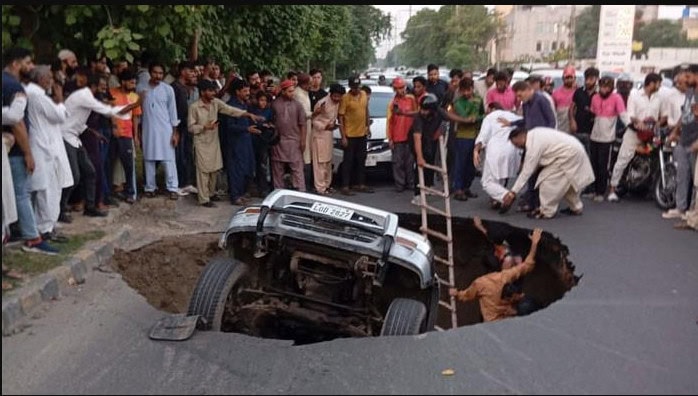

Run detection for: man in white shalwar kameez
[[24, 65, 73, 240], [502, 126, 595, 219], [138, 63, 180, 199], [474, 109, 523, 205]]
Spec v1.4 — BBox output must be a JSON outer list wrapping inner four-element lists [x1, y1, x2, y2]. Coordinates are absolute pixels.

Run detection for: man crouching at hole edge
[[449, 228, 543, 322]]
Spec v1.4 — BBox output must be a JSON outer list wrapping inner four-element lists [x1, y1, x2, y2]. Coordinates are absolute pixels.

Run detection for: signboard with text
[[596, 5, 635, 73]]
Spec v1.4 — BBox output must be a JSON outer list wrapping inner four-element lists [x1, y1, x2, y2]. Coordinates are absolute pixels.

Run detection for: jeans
[[8, 155, 39, 240], [675, 144, 697, 212], [451, 138, 476, 192]]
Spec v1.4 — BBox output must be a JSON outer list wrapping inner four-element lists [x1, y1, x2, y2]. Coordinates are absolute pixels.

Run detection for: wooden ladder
[[413, 134, 457, 331]]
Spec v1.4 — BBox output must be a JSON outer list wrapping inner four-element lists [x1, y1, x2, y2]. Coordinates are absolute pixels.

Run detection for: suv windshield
[[369, 92, 393, 118]]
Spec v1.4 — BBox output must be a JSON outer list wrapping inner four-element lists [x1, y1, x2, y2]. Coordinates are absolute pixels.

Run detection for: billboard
[[596, 5, 636, 73]]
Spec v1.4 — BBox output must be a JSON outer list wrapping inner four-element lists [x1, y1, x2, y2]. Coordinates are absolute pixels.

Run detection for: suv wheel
[[380, 298, 427, 336], [187, 256, 249, 331]]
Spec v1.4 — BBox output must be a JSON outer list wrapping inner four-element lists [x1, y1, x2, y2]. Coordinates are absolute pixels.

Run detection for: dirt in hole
[[112, 233, 222, 313], [111, 215, 577, 335]]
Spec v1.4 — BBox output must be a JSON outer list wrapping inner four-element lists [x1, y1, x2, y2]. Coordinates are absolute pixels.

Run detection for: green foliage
[[397, 5, 496, 70], [1, 5, 391, 79], [574, 5, 601, 59], [636, 19, 695, 48]]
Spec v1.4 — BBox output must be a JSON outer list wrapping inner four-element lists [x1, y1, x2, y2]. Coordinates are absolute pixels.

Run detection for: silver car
[[187, 189, 440, 339]]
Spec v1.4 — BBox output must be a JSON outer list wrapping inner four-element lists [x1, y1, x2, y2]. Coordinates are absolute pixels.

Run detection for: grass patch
[[2, 230, 106, 294]]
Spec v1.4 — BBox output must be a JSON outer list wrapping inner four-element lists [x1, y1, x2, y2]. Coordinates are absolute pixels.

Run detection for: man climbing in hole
[[449, 226, 543, 322]]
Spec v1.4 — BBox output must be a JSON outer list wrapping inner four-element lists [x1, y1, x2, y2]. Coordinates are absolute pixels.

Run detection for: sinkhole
[[111, 214, 579, 346]]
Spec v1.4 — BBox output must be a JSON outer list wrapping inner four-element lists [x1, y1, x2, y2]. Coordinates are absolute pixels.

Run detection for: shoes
[[168, 192, 179, 201], [607, 192, 619, 202], [21, 239, 59, 255], [353, 185, 375, 193], [453, 191, 468, 201], [581, 192, 595, 199], [559, 207, 583, 216], [231, 197, 247, 206], [210, 195, 221, 202], [103, 196, 120, 207], [593, 195, 605, 203], [58, 212, 73, 224], [463, 189, 478, 199], [84, 207, 108, 217], [70, 202, 85, 212], [201, 201, 216, 208], [143, 191, 156, 198], [124, 196, 136, 204], [340, 187, 355, 196], [176, 188, 190, 196], [41, 231, 69, 243], [662, 209, 684, 219]]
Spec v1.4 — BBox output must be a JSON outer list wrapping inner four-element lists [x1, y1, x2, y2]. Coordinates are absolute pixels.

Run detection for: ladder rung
[[420, 227, 451, 243], [422, 162, 445, 173], [416, 185, 448, 198], [420, 203, 451, 218], [438, 300, 455, 310], [437, 278, 453, 287], [434, 255, 452, 266]]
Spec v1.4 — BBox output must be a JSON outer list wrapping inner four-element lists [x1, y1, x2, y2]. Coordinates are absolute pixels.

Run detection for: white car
[[333, 85, 395, 177], [527, 68, 585, 91]]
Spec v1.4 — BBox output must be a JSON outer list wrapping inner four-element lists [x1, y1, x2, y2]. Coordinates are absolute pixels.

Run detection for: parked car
[[186, 189, 440, 339], [527, 68, 585, 91], [332, 85, 394, 178]]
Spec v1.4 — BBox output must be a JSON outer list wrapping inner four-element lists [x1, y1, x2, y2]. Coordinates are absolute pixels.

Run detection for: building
[[497, 5, 592, 64]]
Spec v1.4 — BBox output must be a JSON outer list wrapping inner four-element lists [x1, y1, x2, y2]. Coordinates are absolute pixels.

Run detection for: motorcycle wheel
[[653, 163, 677, 210]]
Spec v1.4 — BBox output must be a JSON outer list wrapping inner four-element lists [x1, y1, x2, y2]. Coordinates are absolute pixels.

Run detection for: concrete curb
[[2, 226, 132, 336]]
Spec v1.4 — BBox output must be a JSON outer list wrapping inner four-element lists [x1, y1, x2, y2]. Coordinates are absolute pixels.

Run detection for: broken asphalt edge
[[2, 225, 132, 336]]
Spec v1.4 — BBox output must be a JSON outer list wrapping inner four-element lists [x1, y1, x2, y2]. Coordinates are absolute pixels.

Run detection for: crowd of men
[[3, 46, 697, 267], [387, 63, 698, 230]]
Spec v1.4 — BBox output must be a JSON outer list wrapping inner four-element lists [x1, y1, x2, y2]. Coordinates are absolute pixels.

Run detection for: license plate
[[365, 156, 378, 167], [310, 202, 354, 221]]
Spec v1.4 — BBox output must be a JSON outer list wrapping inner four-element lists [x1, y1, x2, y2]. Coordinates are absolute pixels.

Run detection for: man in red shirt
[[387, 77, 418, 192], [109, 70, 142, 204]]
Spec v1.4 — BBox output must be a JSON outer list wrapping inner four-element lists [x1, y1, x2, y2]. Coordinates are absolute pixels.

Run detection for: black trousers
[[342, 136, 367, 188], [175, 126, 195, 188], [61, 142, 97, 213], [413, 137, 436, 195], [590, 141, 612, 196]]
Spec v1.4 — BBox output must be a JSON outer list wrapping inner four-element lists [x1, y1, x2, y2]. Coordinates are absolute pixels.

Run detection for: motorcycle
[[613, 122, 677, 210]]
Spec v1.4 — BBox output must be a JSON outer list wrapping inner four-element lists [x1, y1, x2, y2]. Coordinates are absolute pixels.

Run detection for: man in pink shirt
[[486, 71, 516, 112], [589, 77, 630, 201], [552, 65, 578, 133]]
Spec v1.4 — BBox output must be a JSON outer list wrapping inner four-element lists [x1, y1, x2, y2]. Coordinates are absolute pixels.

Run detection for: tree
[[574, 5, 600, 59], [1, 5, 391, 80]]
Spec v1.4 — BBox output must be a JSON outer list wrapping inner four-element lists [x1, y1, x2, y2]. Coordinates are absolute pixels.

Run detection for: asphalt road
[[2, 177, 697, 395]]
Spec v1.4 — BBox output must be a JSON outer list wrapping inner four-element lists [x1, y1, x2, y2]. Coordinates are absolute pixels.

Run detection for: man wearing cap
[[271, 79, 307, 192], [338, 76, 373, 195], [501, 126, 595, 219], [553, 65, 578, 133], [387, 76, 418, 192]]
